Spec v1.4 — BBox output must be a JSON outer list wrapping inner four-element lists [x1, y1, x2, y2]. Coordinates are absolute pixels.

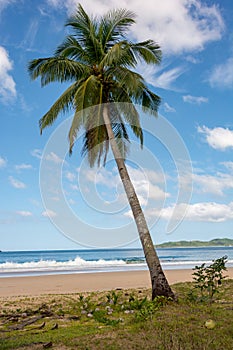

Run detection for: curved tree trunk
[[103, 105, 175, 300]]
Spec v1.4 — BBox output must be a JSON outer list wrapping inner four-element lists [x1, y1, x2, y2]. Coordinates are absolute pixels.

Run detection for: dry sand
[[0, 268, 232, 297]]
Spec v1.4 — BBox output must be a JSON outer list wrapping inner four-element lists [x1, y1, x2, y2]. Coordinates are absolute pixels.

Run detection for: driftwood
[[51, 322, 58, 330], [8, 315, 44, 330], [34, 321, 46, 329], [16, 341, 53, 348]]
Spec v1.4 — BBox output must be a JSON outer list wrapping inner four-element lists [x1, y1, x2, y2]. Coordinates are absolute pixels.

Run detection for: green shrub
[[190, 255, 228, 302]]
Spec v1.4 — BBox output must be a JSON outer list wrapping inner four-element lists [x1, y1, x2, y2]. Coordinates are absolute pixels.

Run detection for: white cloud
[[46, 1, 224, 91], [9, 176, 26, 189], [185, 55, 200, 64], [0, 0, 16, 13], [85, 167, 119, 189], [156, 67, 185, 90], [0, 46, 16, 102], [128, 166, 169, 201], [65, 171, 76, 182], [70, 184, 79, 191], [192, 172, 233, 196], [83, 165, 169, 209], [50, 196, 60, 202], [0, 156, 7, 168], [15, 163, 32, 171], [45, 152, 63, 164], [31, 149, 42, 159], [221, 162, 233, 172], [208, 57, 233, 89], [198, 126, 233, 150], [19, 19, 39, 51], [42, 209, 57, 218], [183, 95, 208, 105], [47, 0, 224, 55], [142, 65, 185, 90], [163, 102, 176, 113], [16, 211, 33, 217], [157, 202, 233, 222], [132, 0, 224, 54]]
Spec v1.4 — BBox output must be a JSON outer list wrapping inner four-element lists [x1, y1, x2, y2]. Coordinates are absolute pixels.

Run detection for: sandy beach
[[0, 267, 232, 297]]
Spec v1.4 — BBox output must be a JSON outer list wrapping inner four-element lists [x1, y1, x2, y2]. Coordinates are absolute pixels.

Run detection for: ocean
[[0, 247, 233, 278]]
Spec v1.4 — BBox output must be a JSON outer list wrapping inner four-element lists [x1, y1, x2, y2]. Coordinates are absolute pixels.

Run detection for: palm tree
[[28, 4, 175, 300]]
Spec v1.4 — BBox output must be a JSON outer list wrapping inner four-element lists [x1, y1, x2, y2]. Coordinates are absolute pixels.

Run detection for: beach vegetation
[[189, 255, 228, 303], [28, 3, 174, 300], [1, 279, 233, 349]]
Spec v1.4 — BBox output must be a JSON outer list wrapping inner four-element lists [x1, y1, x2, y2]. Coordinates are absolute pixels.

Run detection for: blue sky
[[0, 0, 233, 251]]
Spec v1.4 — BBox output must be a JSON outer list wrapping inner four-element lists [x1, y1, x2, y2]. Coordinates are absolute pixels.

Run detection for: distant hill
[[155, 238, 233, 248]]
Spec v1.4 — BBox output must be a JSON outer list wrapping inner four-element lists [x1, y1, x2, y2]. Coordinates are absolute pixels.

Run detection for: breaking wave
[[0, 255, 232, 277], [0, 257, 131, 274]]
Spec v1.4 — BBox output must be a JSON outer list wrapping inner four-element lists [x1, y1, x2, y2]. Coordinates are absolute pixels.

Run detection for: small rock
[[106, 307, 113, 312], [68, 315, 80, 320]]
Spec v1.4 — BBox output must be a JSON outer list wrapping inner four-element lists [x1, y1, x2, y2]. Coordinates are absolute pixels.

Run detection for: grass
[[0, 279, 233, 349]]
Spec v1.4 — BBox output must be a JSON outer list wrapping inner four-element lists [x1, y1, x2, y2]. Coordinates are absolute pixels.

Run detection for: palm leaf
[[66, 4, 103, 63], [100, 41, 137, 69], [29, 4, 162, 167], [39, 82, 79, 132], [106, 66, 144, 97], [100, 8, 136, 50], [112, 100, 143, 146], [130, 40, 162, 64], [55, 35, 90, 63], [73, 75, 101, 113], [28, 57, 89, 86]]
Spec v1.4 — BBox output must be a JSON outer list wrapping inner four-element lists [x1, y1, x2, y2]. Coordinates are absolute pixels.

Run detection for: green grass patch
[[0, 280, 233, 349]]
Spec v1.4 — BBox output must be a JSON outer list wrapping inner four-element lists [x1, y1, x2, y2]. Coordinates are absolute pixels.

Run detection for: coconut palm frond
[[141, 88, 161, 116], [66, 4, 97, 42], [66, 4, 103, 63], [39, 82, 78, 133], [130, 40, 162, 64], [28, 57, 89, 86], [73, 75, 101, 114], [100, 8, 136, 50], [107, 66, 144, 97], [29, 4, 161, 166], [69, 88, 104, 155], [81, 124, 108, 167], [55, 35, 90, 63], [114, 102, 143, 147], [100, 41, 137, 69]]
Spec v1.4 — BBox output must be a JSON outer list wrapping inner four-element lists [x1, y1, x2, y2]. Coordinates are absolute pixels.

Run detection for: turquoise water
[[0, 247, 232, 277]]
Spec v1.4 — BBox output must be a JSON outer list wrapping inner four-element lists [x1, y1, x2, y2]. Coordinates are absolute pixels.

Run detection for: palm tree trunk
[[103, 105, 175, 300]]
